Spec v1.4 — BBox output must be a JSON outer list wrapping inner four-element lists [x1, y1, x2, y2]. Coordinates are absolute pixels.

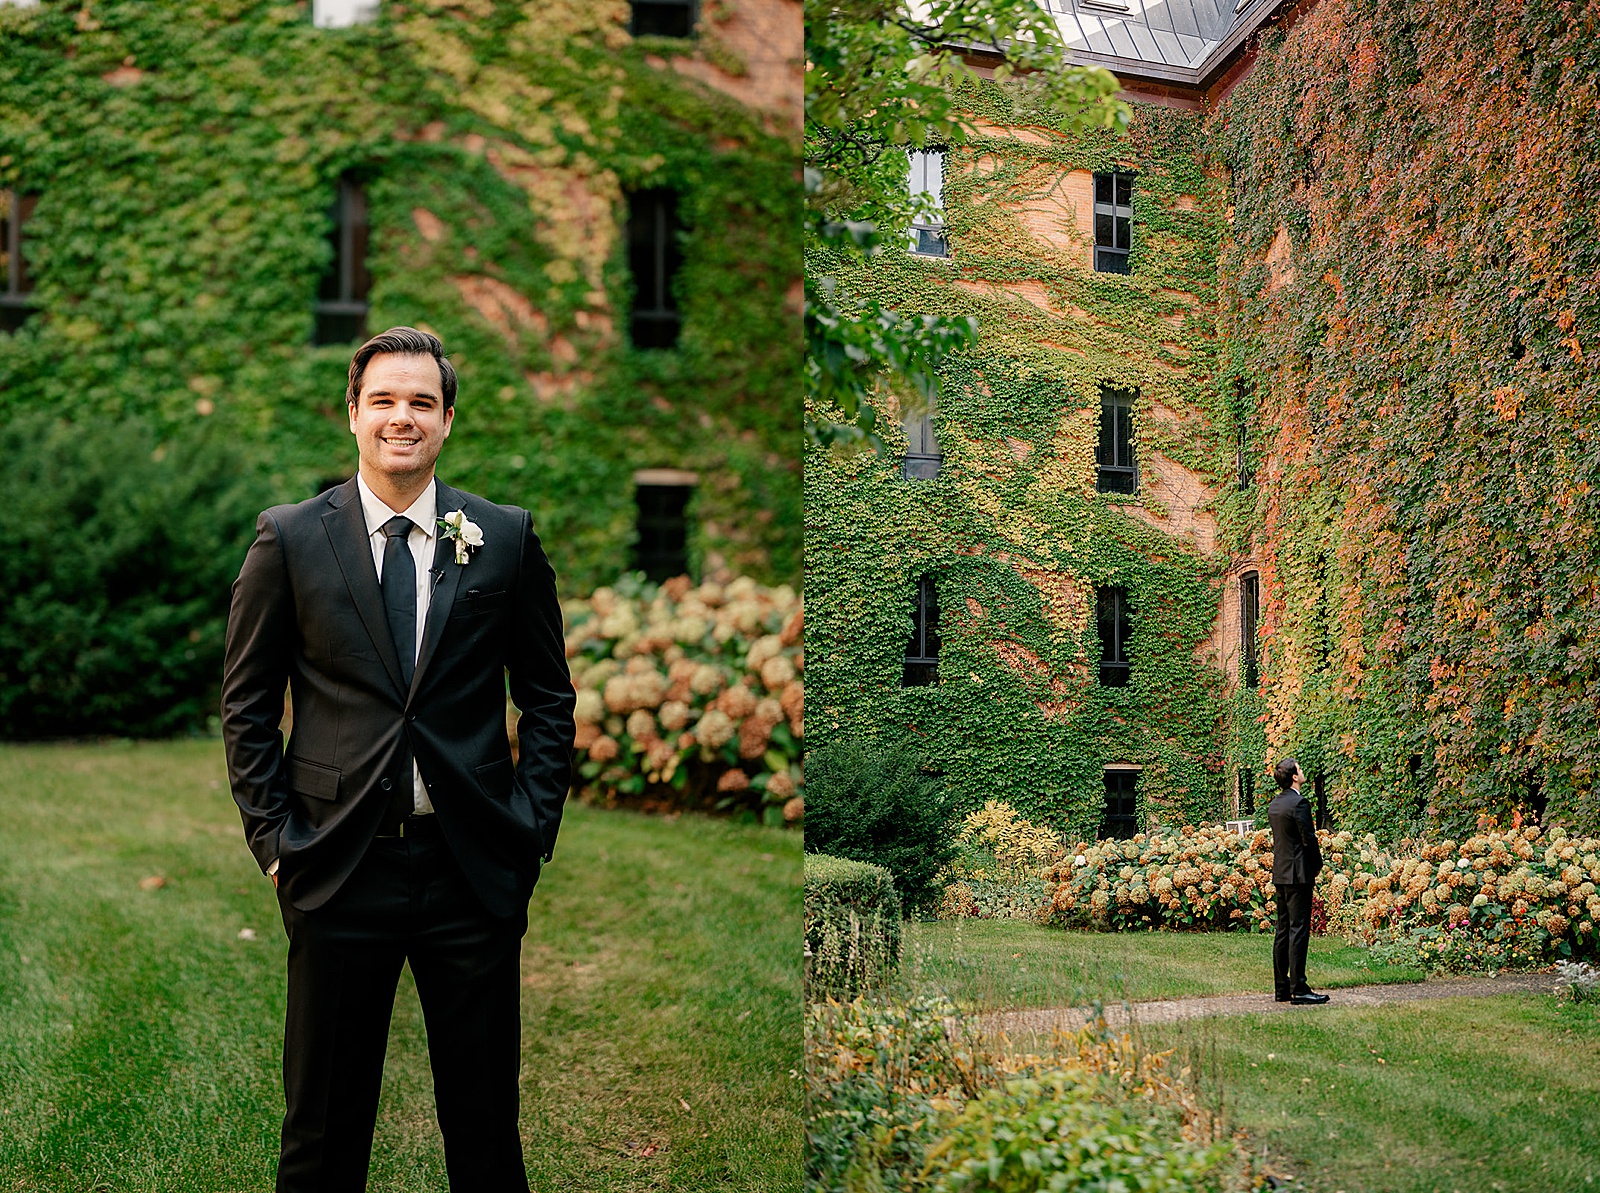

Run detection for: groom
[[1268, 757, 1328, 1005], [222, 326, 575, 1191]]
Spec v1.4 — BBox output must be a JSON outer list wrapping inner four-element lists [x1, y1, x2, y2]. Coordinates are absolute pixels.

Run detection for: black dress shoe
[[1290, 990, 1330, 1004]]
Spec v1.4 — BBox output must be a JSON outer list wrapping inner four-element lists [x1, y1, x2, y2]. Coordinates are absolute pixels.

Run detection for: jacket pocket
[[288, 757, 341, 802], [451, 589, 510, 619], [474, 756, 515, 799]]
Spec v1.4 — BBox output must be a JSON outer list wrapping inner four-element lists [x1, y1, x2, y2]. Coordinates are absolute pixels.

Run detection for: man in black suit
[[1267, 757, 1329, 1005], [222, 326, 575, 1191]]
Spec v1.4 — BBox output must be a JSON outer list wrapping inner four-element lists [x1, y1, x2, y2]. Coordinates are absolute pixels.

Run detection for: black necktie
[[380, 515, 416, 690], [380, 515, 416, 829]]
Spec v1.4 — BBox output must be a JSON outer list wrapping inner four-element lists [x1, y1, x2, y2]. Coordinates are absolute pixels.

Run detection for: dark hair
[[346, 326, 459, 410], [1274, 757, 1300, 790]]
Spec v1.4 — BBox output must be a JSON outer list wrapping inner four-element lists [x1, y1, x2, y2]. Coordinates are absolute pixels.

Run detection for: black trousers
[[275, 817, 530, 1193], [1272, 882, 1314, 998]]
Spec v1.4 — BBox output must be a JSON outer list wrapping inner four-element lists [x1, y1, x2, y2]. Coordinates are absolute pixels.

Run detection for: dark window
[[1101, 770, 1139, 839], [903, 573, 940, 687], [1525, 767, 1546, 824], [1, 189, 38, 332], [903, 405, 941, 479], [1313, 772, 1328, 829], [1096, 385, 1137, 493], [1092, 170, 1133, 274], [1236, 420, 1252, 490], [627, 189, 683, 349], [630, 0, 694, 36], [633, 482, 693, 582], [1237, 767, 1256, 816], [1240, 571, 1259, 689], [1096, 585, 1131, 687], [314, 175, 370, 345], [908, 150, 948, 257]]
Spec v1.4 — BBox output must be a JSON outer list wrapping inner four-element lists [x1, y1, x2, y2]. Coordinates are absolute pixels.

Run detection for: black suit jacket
[[221, 477, 576, 917], [1268, 788, 1322, 886]]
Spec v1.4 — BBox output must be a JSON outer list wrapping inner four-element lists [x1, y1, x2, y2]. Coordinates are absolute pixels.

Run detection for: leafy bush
[[925, 1072, 1237, 1193], [562, 574, 803, 822], [940, 801, 1067, 921], [804, 996, 966, 1191], [804, 853, 902, 1000], [1554, 960, 1600, 1005], [804, 998, 1252, 1193], [1043, 821, 1600, 972], [0, 415, 270, 739], [803, 738, 955, 914]]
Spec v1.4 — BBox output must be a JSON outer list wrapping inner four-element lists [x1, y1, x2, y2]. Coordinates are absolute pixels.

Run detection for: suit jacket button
[[380, 778, 393, 791]]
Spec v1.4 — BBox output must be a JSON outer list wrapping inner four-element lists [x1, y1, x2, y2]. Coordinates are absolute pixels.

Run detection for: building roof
[[1040, 0, 1289, 87]]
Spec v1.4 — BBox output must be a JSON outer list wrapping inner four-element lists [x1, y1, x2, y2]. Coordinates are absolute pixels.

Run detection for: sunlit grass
[[0, 740, 799, 1192], [897, 918, 1423, 1010]]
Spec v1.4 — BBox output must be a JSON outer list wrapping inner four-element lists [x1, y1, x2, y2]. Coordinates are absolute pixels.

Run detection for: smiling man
[[222, 326, 575, 1191]]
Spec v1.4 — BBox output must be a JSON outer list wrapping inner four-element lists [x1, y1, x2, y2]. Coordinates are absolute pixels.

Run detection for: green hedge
[[803, 738, 956, 914], [803, 853, 903, 1000], [0, 414, 271, 739]]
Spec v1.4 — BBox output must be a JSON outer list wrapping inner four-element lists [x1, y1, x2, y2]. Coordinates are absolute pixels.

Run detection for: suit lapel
[[411, 479, 465, 700], [322, 479, 408, 697]]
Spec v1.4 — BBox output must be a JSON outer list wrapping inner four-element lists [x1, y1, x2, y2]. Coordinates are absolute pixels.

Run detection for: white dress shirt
[[357, 473, 437, 816]]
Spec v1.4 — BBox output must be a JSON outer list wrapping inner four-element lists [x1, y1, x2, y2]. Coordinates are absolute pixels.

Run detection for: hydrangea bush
[[557, 574, 803, 822], [1041, 820, 1600, 970]]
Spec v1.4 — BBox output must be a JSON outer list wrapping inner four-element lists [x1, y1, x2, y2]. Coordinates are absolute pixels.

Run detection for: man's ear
[[348, 399, 358, 434], [442, 404, 455, 438]]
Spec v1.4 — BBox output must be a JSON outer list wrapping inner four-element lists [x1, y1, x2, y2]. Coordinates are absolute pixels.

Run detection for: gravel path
[[981, 972, 1563, 1038]]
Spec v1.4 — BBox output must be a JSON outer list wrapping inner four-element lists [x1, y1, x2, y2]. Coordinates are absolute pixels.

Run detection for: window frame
[[1096, 584, 1131, 688], [312, 174, 370, 345], [626, 187, 684, 350], [907, 149, 948, 258], [632, 472, 697, 582], [1100, 768, 1139, 839], [1240, 571, 1260, 689], [902, 403, 942, 480], [1092, 169, 1134, 275], [903, 573, 941, 687], [629, 0, 696, 37], [1095, 385, 1138, 494], [0, 189, 38, 332]]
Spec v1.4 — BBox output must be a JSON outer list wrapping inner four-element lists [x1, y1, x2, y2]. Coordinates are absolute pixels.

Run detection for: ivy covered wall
[[1211, 0, 1600, 836], [0, 0, 798, 738], [806, 83, 1244, 837], [809, 0, 1600, 842], [0, 0, 800, 593]]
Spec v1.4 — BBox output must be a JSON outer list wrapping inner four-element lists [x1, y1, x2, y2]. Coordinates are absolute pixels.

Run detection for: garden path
[[980, 972, 1563, 1037]]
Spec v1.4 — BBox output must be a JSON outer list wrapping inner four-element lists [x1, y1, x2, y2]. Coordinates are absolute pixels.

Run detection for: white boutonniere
[[438, 509, 484, 566]]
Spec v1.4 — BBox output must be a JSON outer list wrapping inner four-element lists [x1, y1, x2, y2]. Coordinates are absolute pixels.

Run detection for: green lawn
[[0, 740, 800, 1192], [1145, 997, 1600, 1193], [898, 919, 1423, 1009]]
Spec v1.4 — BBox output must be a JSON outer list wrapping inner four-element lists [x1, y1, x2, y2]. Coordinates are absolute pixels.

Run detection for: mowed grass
[[1144, 996, 1600, 1193], [0, 740, 799, 1192], [898, 919, 1423, 1010]]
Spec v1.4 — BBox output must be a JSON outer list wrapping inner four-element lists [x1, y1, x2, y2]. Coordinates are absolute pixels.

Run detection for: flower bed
[[1042, 822, 1600, 970], [939, 800, 1067, 922], [557, 574, 802, 822]]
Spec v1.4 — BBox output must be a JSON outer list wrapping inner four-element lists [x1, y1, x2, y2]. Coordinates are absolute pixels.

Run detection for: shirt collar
[[356, 473, 438, 540]]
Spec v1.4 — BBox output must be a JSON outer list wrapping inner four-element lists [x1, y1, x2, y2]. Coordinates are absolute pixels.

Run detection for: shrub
[[1043, 821, 1600, 972], [803, 738, 955, 914], [1554, 960, 1600, 1005], [940, 801, 1067, 922], [560, 573, 803, 822], [804, 853, 902, 1000], [0, 415, 271, 739], [925, 1072, 1237, 1193]]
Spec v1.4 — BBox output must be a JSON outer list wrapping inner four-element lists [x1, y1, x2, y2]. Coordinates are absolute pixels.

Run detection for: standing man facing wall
[[1268, 757, 1329, 1005], [222, 326, 576, 1191]]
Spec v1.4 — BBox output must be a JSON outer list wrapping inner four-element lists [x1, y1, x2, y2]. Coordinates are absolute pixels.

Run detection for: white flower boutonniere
[[438, 509, 484, 566]]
